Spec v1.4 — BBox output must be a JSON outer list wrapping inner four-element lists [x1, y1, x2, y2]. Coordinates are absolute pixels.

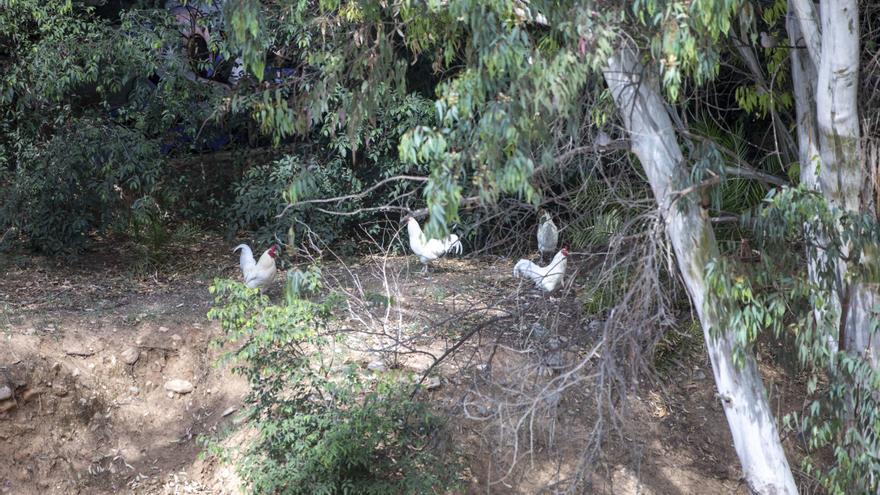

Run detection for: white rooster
[[537, 210, 558, 261], [513, 247, 568, 293], [233, 244, 278, 289], [404, 216, 463, 272]]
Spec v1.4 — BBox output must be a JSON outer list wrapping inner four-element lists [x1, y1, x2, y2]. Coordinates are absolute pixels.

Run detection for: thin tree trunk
[[789, 0, 821, 68], [787, 3, 820, 190], [603, 47, 798, 495]]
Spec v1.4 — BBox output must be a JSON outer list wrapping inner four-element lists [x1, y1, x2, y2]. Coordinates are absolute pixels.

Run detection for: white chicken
[[233, 244, 278, 289], [513, 248, 568, 293], [537, 210, 558, 262], [404, 216, 463, 272]]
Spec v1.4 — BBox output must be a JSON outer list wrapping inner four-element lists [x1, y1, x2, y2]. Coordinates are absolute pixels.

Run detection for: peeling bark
[[788, 1, 842, 354], [603, 47, 798, 495], [845, 286, 880, 368], [817, 1, 861, 213], [787, 3, 820, 190], [814, 1, 879, 365], [789, 0, 821, 68], [789, 1, 880, 366]]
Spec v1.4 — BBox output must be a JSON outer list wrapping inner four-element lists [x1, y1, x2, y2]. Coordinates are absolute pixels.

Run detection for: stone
[[0, 385, 12, 401], [405, 354, 433, 373], [120, 347, 140, 365], [425, 377, 441, 390], [366, 360, 386, 372], [530, 322, 548, 339], [542, 351, 564, 370], [164, 379, 193, 394]]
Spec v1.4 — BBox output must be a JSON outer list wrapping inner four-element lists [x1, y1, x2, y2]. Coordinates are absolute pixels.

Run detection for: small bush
[[207, 279, 459, 495]]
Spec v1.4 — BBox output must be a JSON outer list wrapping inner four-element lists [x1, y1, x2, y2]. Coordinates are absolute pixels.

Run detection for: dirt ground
[[0, 236, 809, 494]]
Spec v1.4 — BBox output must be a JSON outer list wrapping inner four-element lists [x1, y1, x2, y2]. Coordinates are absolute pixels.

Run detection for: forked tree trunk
[[816, 1, 880, 367], [603, 47, 798, 494], [790, 0, 880, 367], [787, 0, 842, 354]]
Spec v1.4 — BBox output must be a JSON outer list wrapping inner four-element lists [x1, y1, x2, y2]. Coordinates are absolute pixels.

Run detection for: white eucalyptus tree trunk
[[789, 0, 880, 366], [603, 47, 798, 495], [786, 1, 820, 190], [787, 1, 841, 354], [816, 1, 861, 213]]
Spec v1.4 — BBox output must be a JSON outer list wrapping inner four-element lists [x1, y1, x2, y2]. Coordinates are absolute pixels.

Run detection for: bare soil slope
[[0, 238, 804, 494]]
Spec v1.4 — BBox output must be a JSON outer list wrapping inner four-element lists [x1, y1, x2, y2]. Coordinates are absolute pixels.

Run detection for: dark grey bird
[[537, 210, 559, 262]]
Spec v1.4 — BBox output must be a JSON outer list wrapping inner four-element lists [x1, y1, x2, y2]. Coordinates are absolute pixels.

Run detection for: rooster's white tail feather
[[234, 244, 256, 274]]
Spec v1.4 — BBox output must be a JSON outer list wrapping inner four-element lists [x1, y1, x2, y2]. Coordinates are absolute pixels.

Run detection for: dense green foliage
[[0, 1, 224, 252], [2, 120, 165, 249], [707, 187, 880, 493], [0, 1, 433, 253], [207, 279, 459, 494]]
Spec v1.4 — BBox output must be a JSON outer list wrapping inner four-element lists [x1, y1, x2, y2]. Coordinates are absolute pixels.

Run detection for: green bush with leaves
[[0, 2, 235, 252], [206, 279, 459, 495], [0, 120, 166, 252], [227, 154, 306, 245]]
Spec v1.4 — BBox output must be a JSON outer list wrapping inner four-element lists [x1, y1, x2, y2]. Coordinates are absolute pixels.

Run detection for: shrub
[[226, 152, 360, 249], [0, 120, 165, 252], [0, 3, 242, 252], [206, 279, 460, 495]]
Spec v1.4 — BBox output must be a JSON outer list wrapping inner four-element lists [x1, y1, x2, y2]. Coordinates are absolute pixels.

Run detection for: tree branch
[[410, 313, 511, 399], [789, 0, 822, 68], [723, 165, 788, 187], [670, 175, 723, 204], [680, 130, 790, 187], [729, 34, 799, 168], [276, 175, 429, 218], [406, 196, 483, 220]]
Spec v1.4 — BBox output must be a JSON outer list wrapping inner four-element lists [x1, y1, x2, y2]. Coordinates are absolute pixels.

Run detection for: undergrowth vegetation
[[206, 279, 461, 495]]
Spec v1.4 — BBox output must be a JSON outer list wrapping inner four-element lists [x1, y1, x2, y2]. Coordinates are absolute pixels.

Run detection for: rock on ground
[[164, 379, 194, 394], [120, 347, 140, 365]]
